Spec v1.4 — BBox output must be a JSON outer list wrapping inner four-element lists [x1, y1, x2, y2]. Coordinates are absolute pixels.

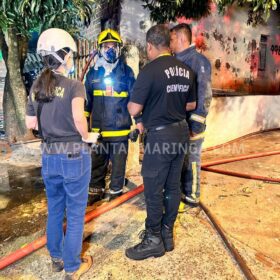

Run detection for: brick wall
[[81, 0, 121, 41], [80, 1, 104, 41]]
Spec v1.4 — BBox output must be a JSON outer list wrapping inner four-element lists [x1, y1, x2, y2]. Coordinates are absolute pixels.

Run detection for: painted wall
[[120, 0, 280, 95], [119, 0, 280, 148], [204, 95, 280, 148]]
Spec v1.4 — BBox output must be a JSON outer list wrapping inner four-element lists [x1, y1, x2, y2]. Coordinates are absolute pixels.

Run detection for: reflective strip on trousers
[[191, 161, 197, 199]]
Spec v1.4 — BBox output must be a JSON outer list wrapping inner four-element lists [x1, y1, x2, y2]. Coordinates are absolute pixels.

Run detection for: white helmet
[[37, 28, 77, 67], [37, 28, 77, 55]]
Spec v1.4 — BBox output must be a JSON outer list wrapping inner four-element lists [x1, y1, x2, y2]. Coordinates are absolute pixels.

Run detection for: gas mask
[[100, 43, 120, 63]]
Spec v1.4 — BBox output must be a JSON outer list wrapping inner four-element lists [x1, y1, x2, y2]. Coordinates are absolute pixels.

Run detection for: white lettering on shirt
[[164, 67, 190, 79], [167, 84, 189, 93]]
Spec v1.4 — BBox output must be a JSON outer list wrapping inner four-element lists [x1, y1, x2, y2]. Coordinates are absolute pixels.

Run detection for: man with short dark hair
[[125, 24, 196, 260], [170, 23, 212, 209]]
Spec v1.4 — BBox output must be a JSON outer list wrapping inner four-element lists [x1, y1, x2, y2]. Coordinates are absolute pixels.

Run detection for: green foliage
[[142, 0, 279, 25], [214, 0, 279, 25], [142, 0, 212, 23], [0, 0, 97, 38]]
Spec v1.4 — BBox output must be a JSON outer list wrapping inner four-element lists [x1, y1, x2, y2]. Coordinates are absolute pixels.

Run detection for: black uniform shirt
[[26, 74, 86, 139], [130, 55, 196, 129]]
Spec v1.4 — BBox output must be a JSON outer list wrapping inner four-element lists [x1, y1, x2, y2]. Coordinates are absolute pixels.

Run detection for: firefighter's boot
[[125, 228, 165, 260]]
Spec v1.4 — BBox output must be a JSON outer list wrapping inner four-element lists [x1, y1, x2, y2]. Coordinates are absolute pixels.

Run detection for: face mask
[[105, 47, 117, 63], [68, 64, 75, 75]]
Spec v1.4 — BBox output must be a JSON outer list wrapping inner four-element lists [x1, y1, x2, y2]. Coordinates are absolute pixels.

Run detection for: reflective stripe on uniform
[[191, 162, 197, 199], [84, 111, 90, 117], [190, 132, 205, 141], [109, 189, 123, 194], [92, 128, 130, 137], [190, 114, 206, 124], [93, 90, 128, 98]]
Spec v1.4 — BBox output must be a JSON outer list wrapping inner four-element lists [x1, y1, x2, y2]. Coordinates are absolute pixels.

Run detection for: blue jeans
[[41, 149, 91, 272], [181, 138, 204, 200]]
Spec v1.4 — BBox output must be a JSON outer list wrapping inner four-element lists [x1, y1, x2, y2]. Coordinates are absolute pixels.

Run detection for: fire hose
[[0, 185, 144, 270], [1, 148, 279, 278], [1, 48, 279, 278], [201, 149, 280, 183]]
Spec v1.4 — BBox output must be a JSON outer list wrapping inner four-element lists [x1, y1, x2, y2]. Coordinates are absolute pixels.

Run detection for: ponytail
[[33, 68, 58, 102]]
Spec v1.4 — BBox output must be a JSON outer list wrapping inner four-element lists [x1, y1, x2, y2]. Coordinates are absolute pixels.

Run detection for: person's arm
[[72, 97, 88, 139], [84, 70, 93, 121], [126, 66, 143, 127], [186, 101, 196, 111], [25, 91, 38, 129], [127, 103, 143, 117], [25, 116, 37, 130], [189, 59, 212, 134], [72, 81, 100, 143], [128, 66, 151, 121]]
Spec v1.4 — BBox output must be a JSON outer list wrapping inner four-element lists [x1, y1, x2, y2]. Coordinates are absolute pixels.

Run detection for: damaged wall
[[119, 0, 280, 147], [120, 0, 280, 95]]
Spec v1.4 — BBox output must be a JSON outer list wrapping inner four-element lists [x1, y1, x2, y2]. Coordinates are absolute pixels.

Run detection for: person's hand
[[128, 129, 139, 142], [190, 130, 198, 138], [82, 132, 100, 143], [136, 122, 145, 134]]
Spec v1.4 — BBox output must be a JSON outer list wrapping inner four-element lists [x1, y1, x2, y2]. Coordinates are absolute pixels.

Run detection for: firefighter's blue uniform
[[85, 57, 135, 197], [176, 45, 212, 204]]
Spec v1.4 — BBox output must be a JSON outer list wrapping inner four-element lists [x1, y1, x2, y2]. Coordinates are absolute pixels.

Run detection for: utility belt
[[146, 120, 187, 133], [41, 135, 82, 144]]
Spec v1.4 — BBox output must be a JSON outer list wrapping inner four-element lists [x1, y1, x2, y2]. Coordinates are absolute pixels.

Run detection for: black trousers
[[90, 141, 128, 193], [142, 123, 188, 232]]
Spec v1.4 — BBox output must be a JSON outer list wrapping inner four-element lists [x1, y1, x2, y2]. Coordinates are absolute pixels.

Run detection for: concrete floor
[[0, 131, 280, 279]]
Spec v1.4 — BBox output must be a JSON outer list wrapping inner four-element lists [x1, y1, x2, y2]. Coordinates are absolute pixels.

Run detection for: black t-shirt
[[26, 74, 86, 139], [130, 55, 196, 129]]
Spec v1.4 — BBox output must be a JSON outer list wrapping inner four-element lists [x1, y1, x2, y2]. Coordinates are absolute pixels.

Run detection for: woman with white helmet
[[25, 28, 98, 280]]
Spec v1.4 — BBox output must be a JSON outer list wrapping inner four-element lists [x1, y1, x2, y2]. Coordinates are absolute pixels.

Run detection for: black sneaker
[[88, 187, 104, 205], [125, 229, 165, 260], [51, 257, 64, 272], [161, 225, 174, 252]]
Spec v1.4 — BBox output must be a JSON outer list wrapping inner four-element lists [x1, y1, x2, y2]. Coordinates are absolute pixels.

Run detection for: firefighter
[[170, 23, 212, 209], [126, 24, 196, 260], [84, 29, 136, 203]]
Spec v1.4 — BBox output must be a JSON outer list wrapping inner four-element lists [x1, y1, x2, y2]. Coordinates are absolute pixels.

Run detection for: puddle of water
[[0, 164, 47, 243], [0, 164, 45, 212]]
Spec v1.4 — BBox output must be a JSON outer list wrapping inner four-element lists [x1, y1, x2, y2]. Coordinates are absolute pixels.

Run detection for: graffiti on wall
[[177, 4, 280, 95], [121, 1, 280, 95]]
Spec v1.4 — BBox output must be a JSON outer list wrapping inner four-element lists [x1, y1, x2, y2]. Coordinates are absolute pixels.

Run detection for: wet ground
[[0, 132, 279, 279]]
